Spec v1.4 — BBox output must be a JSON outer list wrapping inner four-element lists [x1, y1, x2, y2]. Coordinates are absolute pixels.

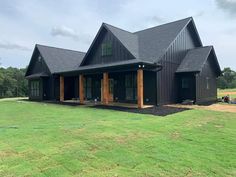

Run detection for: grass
[[218, 88, 236, 99], [0, 100, 236, 177]]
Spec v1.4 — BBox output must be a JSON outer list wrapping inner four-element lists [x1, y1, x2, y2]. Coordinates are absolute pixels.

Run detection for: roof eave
[[175, 70, 200, 74], [56, 60, 160, 75]]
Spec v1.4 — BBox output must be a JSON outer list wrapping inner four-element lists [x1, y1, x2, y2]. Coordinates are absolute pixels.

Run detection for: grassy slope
[[0, 100, 235, 177]]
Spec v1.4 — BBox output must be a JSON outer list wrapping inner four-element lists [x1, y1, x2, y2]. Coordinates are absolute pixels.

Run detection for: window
[[181, 78, 189, 89], [109, 79, 114, 94], [206, 77, 210, 89], [38, 56, 42, 62], [31, 80, 40, 97], [125, 74, 137, 101], [101, 42, 112, 56], [84, 77, 92, 99]]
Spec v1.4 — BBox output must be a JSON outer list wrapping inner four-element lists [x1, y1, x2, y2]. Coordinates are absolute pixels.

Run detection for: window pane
[[30, 80, 40, 97], [125, 75, 132, 87], [87, 78, 92, 87], [206, 77, 210, 89], [126, 88, 133, 100], [107, 43, 112, 55], [87, 88, 92, 99], [101, 42, 112, 56], [101, 43, 106, 56], [109, 79, 113, 93], [182, 78, 189, 89], [134, 88, 137, 100]]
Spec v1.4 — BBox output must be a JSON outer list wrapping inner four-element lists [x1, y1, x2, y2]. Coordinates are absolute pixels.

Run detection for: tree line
[[217, 67, 236, 89], [0, 67, 28, 98]]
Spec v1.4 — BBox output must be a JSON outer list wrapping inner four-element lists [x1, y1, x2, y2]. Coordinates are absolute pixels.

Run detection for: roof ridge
[[103, 23, 135, 35], [133, 17, 192, 34], [36, 44, 86, 54]]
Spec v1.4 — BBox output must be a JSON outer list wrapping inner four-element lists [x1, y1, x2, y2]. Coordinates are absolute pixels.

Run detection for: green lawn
[[0, 100, 235, 177]]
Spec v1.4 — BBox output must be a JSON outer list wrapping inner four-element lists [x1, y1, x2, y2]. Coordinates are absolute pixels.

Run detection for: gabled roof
[[103, 23, 139, 58], [80, 23, 138, 66], [134, 17, 201, 62], [80, 17, 201, 66], [36, 44, 86, 73], [26, 17, 215, 76], [176, 46, 221, 75]]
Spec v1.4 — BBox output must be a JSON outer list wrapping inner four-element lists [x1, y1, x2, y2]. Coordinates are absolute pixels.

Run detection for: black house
[[25, 17, 221, 108]]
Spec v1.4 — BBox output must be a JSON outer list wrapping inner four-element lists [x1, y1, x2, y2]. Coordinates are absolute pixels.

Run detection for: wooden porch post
[[60, 76, 64, 102], [79, 74, 84, 104], [137, 69, 143, 108], [102, 72, 109, 104]]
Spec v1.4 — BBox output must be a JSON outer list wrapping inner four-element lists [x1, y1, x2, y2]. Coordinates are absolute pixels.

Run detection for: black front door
[[42, 78, 49, 100], [179, 75, 196, 102], [64, 77, 75, 100]]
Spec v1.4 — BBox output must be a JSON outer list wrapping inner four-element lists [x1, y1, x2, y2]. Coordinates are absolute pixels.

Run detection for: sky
[[0, 0, 235, 70]]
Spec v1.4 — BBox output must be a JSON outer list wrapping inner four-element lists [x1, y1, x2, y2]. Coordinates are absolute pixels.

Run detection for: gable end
[[25, 46, 51, 77], [81, 24, 136, 66]]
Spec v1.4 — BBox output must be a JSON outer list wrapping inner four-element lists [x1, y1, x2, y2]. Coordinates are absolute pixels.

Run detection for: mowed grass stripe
[[0, 100, 235, 177]]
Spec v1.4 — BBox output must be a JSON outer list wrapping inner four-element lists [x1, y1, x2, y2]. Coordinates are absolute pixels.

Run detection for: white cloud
[[215, 0, 236, 16], [51, 26, 79, 40], [0, 41, 31, 51], [50, 26, 92, 46], [0, 0, 235, 70]]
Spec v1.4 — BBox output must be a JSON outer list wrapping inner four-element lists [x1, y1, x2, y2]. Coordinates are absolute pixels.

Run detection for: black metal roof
[[135, 17, 201, 62], [101, 17, 200, 63], [103, 23, 139, 58], [26, 17, 218, 76], [80, 17, 200, 67], [36, 44, 86, 73], [176, 46, 221, 75]]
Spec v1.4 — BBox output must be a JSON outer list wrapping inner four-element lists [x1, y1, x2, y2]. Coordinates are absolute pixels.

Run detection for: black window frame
[[125, 73, 137, 101], [30, 80, 40, 97], [206, 77, 210, 90], [84, 77, 92, 100], [101, 42, 112, 56]]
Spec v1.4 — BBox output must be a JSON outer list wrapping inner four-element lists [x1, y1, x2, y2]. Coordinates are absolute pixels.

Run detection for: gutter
[[55, 60, 161, 75]]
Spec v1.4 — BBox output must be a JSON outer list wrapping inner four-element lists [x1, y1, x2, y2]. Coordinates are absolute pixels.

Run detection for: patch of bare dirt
[[219, 91, 236, 95], [171, 131, 181, 140], [168, 104, 236, 113], [114, 132, 156, 144]]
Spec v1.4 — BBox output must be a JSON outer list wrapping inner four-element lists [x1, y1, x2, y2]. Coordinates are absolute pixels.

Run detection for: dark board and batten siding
[[195, 53, 217, 103], [28, 49, 50, 101], [27, 48, 50, 76], [83, 28, 134, 65], [157, 24, 201, 105]]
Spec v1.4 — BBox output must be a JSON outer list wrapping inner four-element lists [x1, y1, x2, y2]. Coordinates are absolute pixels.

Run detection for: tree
[[217, 67, 236, 89], [0, 67, 28, 98]]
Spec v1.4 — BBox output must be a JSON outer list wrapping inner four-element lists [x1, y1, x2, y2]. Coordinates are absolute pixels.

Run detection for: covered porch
[[57, 60, 160, 108]]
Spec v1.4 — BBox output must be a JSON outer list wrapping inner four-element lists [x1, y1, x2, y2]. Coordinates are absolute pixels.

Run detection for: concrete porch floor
[[63, 100, 154, 109]]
